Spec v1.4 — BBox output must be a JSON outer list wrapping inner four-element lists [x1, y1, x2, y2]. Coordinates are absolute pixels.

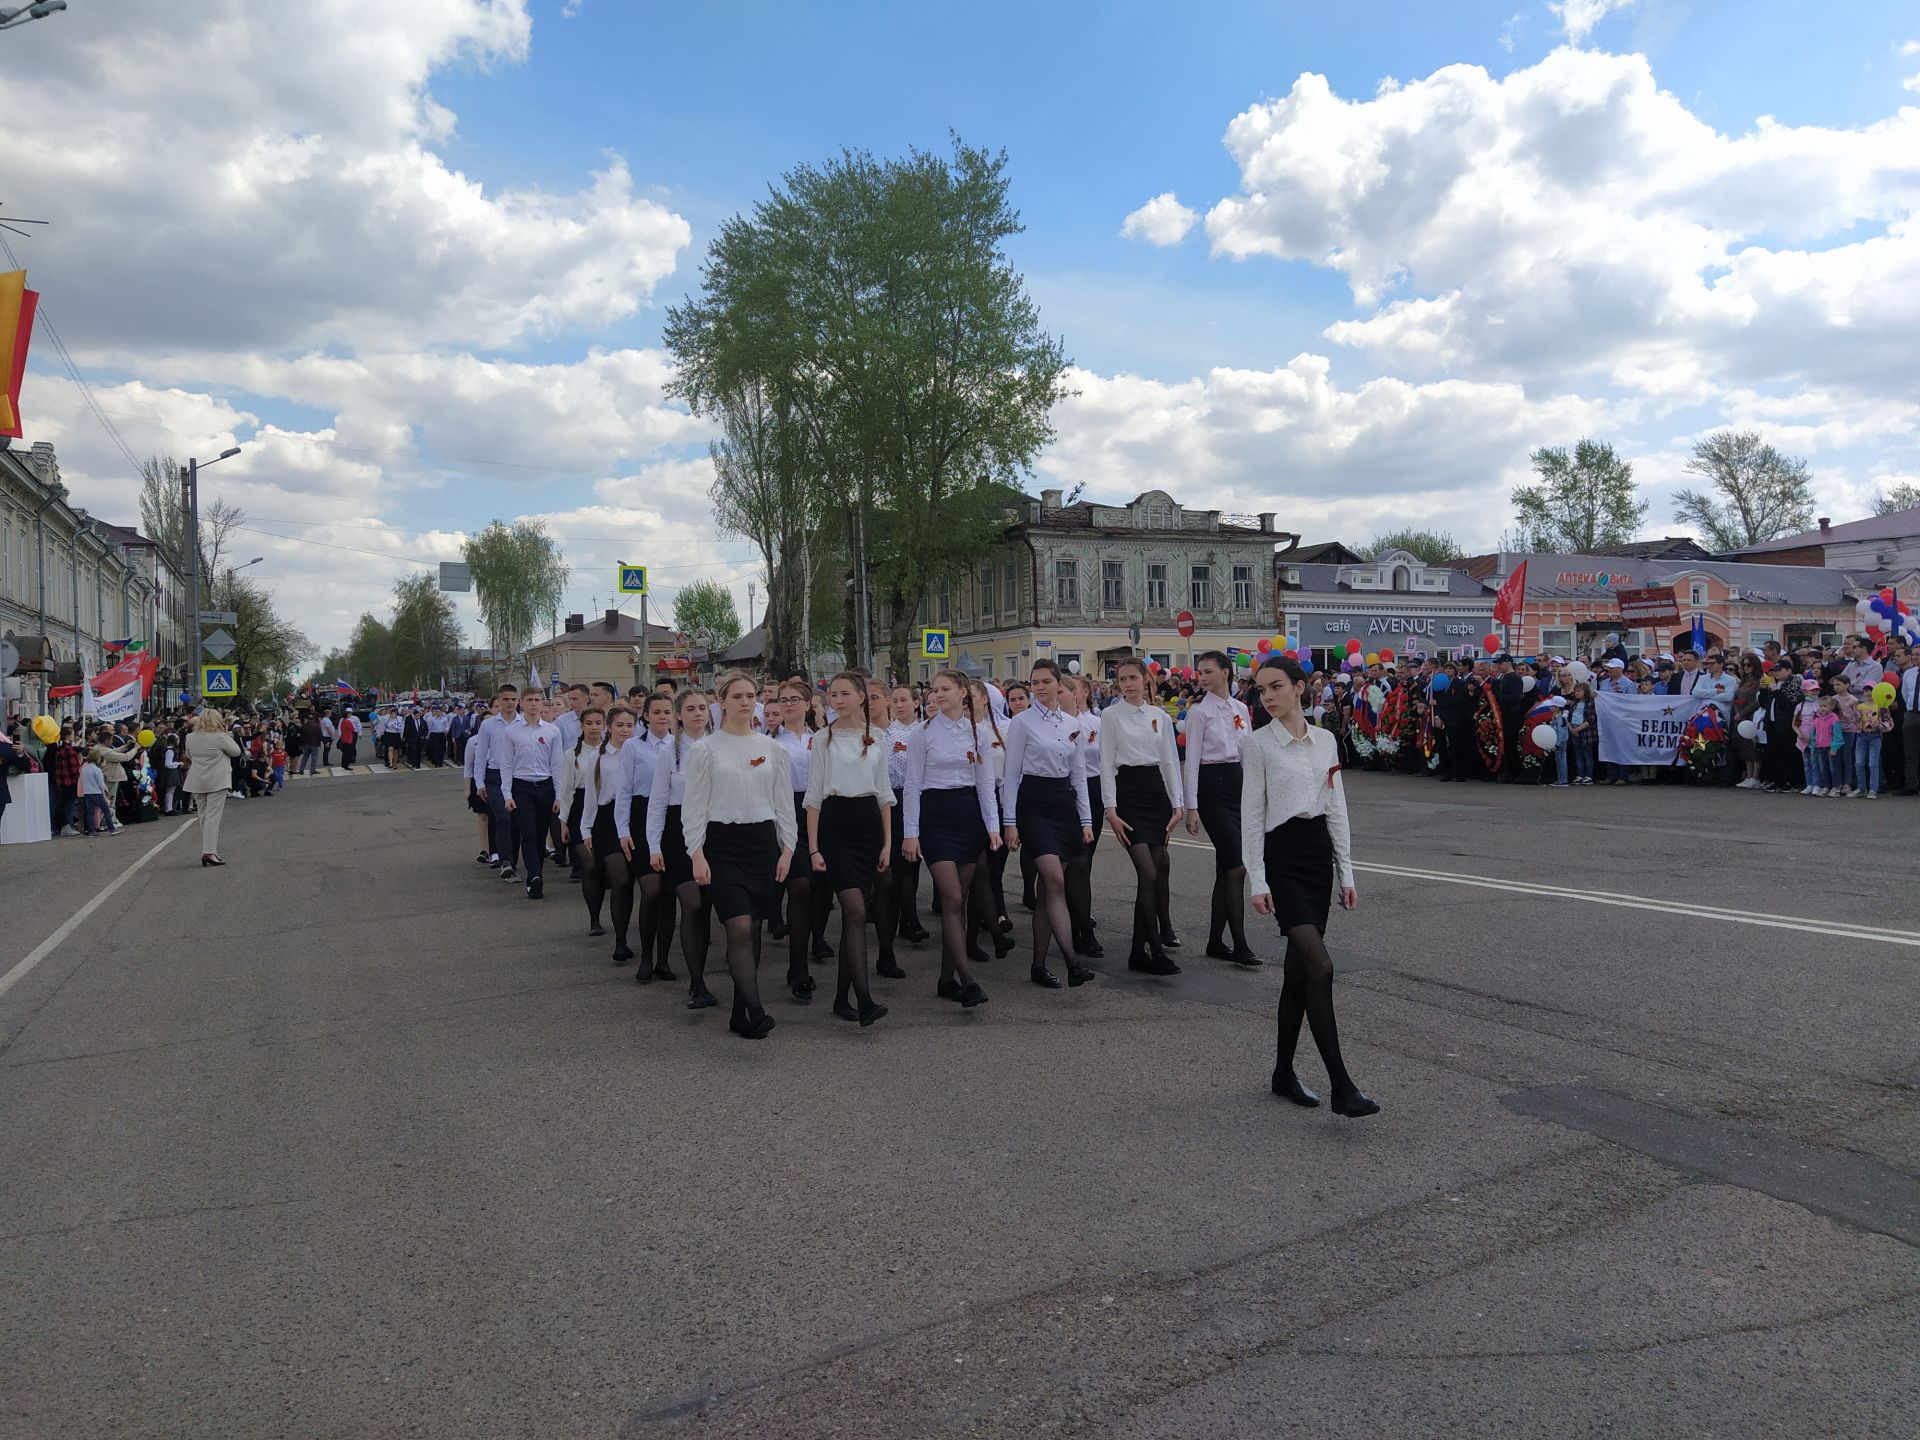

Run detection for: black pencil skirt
[[658, 803, 693, 887], [1262, 814, 1335, 934], [589, 801, 619, 858], [1196, 760, 1244, 873], [1016, 774, 1085, 860], [918, 786, 988, 865], [705, 820, 779, 922], [1084, 776, 1103, 854], [815, 794, 883, 893], [1112, 765, 1173, 845]]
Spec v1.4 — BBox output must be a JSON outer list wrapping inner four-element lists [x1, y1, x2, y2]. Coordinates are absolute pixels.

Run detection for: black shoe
[[902, 926, 932, 945], [732, 1011, 776, 1040], [991, 931, 1015, 960], [1128, 951, 1180, 977], [811, 941, 834, 963], [967, 944, 991, 965], [500, 867, 517, 882], [858, 1000, 888, 1027], [1077, 934, 1105, 959], [876, 959, 906, 979], [590, 923, 608, 938], [936, 978, 964, 1003], [1067, 962, 1097, 987], [959, 982, 990, 1008], [1230, 947, 1263, 968], [687, 987, 717, 1009], [832, 1000, 860, 1023], [1029, 965, 1062, 989], [789, 975, 815, 1003], [1205, 941, 1236, 962], [635, 958, 656, 985], [475, 851, 491, 864], [526, 878, 544, 901], [1331, 1088, 1381, 1118], [611, 946, 634, 965], [1271, 1069, 1321, 1107], [654, 961, 678, 982], [997, 915, 1015, 936], [1159, 930, 1182, 950]]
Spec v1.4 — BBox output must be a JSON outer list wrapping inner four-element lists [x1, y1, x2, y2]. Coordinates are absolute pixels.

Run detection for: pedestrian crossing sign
[[200, 663, 238, 697], [617, 564, 649, 596], [921, 628, 950, 658]]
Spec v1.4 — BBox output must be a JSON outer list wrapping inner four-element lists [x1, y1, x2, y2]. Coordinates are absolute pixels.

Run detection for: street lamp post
[[183, 448, 242, 700]]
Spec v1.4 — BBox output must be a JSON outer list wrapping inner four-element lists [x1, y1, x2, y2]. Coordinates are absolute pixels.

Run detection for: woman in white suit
[[184, 709, 243, 866]]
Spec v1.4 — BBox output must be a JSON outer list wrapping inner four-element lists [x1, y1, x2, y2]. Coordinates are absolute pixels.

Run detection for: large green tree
[[671, 577, 742, 652], [384, 573, 463, 688], [667, 139, 1071, 677], [463, 520, 569, 665], [1511, 439, 1646, 552], [1672, 430, 1815, 551], [1368, 528, 1464, 564], [1875, 481, 1920, 517]]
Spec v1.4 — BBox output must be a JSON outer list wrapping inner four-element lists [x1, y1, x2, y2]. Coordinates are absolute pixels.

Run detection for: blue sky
[[8, 0, 1919, 653]]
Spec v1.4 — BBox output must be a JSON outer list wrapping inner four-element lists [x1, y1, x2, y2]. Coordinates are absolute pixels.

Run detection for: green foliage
[[671, 578, 742, 652], [1368, 528, 1464, 564], [384, 573, 463, 687], [1871, 481, 1920, 518], [213, 571, 311, 696], [666, 138, 1070, 677], [1672, 430, 1814, 551], [463, 520, 569, 661], [1511, 439, 1646, 552]]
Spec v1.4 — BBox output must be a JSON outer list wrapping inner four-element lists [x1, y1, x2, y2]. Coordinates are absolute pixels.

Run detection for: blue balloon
[[1300, 657, 1315, 674], [1430, 672, 1452, 692]]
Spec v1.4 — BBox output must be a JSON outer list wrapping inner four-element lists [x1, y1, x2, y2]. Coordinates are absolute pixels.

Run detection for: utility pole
[[181, 447, 242, 703], [747, 581, 756, 632]]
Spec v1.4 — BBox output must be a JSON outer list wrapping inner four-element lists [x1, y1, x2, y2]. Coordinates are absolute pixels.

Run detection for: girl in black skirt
[[1243, 656, 1378, 1117], [625, 694, 678, 984], [966, 680, 1017, 963], [1060, 674, 1103, 959], [1002, 659, 1096, 989], [1100, 658, 1185, 975], [877, 683, 928, 971], [1183, 650, 1258, 965], [1004, 681, 1038, 913], [557, 704, 605, 926], [647, 689, 714, 1008], [683, 671, 796, 1040], [770, 680, 825, 1002], [902, 670, 995, 1008], [582, 707, 635, 959], [804, 672, 893, 1027]]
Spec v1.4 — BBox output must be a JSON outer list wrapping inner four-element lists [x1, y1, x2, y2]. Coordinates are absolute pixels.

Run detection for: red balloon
[[1147, 660, 1161, 673], [1379, 647, 1396, 663], [1483, 634, 1500, 653], [1282, 649, 1296, 660], [1882, 587, 1897, 605], [1256, 638, 1273, 653], [1345, 639, 1363, 654]]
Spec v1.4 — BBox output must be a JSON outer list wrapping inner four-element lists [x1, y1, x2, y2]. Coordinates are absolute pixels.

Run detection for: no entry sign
[[1175, 610, 1196, 638]]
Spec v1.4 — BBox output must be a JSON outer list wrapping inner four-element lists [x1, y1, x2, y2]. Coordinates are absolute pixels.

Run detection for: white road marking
[[0, 821, 198, 1001], [1166, 837, 1920, 949]]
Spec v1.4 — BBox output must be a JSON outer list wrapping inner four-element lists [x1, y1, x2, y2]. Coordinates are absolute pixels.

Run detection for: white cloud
[[1195, 48, 1920, 416], [1552, 0, 1635, 44], [1898, 40, 1919, 57], [1121, 193, 1199, 246]]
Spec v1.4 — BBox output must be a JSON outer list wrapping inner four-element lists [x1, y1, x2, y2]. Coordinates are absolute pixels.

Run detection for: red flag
[[1492, 560, 1527, 626]]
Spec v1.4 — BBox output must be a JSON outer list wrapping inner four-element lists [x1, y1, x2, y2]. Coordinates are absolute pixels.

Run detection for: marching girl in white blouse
[[902, 670, 998, 1009], [615, 694, 678, 986], [1100, 658, 1185, 976], [579, 707, 637, 963], [1241, 655, 1378, 1118], [1183, 649, 1258, 966], [876, 683, 928, 974], [1059, 675, 1104, 961], [1001, 659, 1096, 990], [804, 672, 895, 1027], [966, 680, 1017, 964], [647, 689, 715, 1008], [770, 680, 828, 1003], [683, 670, 796, 1041], [556, 706, 604, 938]]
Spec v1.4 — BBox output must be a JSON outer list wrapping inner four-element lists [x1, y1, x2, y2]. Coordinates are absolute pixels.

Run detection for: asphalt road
[[3, 766, 1916, 1438]]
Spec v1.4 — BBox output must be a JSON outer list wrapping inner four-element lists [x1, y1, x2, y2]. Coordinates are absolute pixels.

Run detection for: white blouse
[[770, 725, 812, 793], [883, 720, 913, 791], [578, 739, 623, 821], [1180, 690, 1250, 806], [903, 713, 1002, 838], [680, 728, 797, 856], [803, 727, 894, 808], [1240, 721, 1354, 897], [1097, 700, 1181, 805], [613, 732, 673, 839], [1000, 703, 1092, 826], [645, 733, 703, 855]]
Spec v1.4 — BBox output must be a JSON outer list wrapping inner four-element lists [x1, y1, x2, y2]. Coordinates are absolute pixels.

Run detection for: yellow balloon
[[1365, 652, 1380, 666], [32, 714, 59, 744], [1871, 682, 1896, 708], [137, 728, 157, 749]]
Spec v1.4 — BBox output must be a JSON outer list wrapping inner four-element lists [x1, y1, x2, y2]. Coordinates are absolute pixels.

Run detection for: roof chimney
[[564, 613, 584, 632], [1041, 488, 1063, 510], [1817, 517, 1831, 535], [604, 609, 622, 631], [1259, 512, 1276, 533]]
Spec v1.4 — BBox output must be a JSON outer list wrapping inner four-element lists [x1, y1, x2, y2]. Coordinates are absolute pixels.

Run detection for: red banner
[[1492, 560, 1528, 626], [48, 652, 157, 700], [1615, 584, 1681, 626]]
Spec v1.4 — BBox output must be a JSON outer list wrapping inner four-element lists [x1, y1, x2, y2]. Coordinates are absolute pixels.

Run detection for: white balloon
[[1565, 661, 1591, 684], [1736, 719, 1758, 739], [1520, 675, 1536, 693], [1530, 724, 1558, 750], [1175, 719, 1187, 734], [1067, 660, 1083, 674]]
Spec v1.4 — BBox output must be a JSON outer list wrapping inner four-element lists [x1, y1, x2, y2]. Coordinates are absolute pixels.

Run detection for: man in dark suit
[[1494, 655, 1527, 780]]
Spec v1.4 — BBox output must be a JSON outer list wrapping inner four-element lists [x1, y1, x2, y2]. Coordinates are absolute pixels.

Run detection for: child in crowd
[[1807, 695, 1840, 796], [1831, 687, 1861, 797], [79, 753, 115, 836], [1567, 684, 1596, 785], [271, 731, 288, 791]]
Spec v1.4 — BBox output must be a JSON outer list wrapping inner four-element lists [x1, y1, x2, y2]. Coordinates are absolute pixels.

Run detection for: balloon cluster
[[1857, 586, 1918, 647]]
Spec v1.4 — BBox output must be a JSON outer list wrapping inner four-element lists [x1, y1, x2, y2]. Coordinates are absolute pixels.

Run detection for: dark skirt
[[659, 803, 693, 887], [466, 786, 491, 816], [889, 786, 908, 862], [705, 820, 779, 922], [1196, 761, 1244, 873], [1263, 814, 1334, 934], [1085, 776, 1103, 854], [918, 785, 989, 865], [1113, 765, 1173, 845], [589, 801, 619, 857], [566, 787, 586, 842], [816, 794, 883, 893], [1016, 774, 1084, 859]]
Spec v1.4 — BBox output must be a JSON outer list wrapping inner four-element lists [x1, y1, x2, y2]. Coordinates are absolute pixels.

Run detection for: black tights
[[873, 855, 901, 967], [930, 860, 980, 989], [676, 881, 710, 991], [723, 914, 766, 1025], [653, 872, 678, 968], [637, 873, 663, 969], [1124, 841, 1170, 955], [1211, 864, 1250, 952], [1064, 850, 1094, 946], [585, 850, 634, 950], [783, 871, 814, 983], [1276, 924, 1355, 1096], [1029, 852, 1078, 970], [831, 883, 875, 1010]]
